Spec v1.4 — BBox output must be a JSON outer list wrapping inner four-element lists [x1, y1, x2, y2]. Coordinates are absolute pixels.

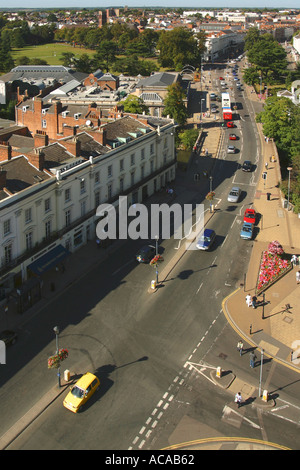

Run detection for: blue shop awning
[[28, 245, 70, 276]]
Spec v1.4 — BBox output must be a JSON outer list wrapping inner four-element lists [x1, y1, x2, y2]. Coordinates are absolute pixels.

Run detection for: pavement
[[0, 70, 299, 451]]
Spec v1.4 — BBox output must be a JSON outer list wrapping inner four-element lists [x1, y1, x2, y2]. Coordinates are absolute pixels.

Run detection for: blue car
[[196, 229, 216, 250], [240, 222, 254, 240]]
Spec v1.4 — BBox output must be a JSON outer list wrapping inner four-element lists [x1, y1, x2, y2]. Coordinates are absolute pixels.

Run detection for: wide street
[[1, 61, 300, 451]]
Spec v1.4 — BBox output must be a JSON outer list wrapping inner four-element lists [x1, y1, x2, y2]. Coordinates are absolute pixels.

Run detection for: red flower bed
[[256, 241, 291, 294]]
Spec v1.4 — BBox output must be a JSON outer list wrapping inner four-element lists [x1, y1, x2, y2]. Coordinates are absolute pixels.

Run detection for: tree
[[157, 28, 200, 71], [245, 31, 287, 85], [74, 53, 93, 73], [122, 95, 149, 114], [93, 40, 117, 72], [162, 82, 188, 126]]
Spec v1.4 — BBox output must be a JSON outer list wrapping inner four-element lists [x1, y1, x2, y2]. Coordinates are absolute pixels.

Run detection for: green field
[[12, 43, 96, 66]]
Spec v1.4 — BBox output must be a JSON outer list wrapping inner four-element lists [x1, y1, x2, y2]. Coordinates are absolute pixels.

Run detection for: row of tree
[[256, 96, 300, 212]]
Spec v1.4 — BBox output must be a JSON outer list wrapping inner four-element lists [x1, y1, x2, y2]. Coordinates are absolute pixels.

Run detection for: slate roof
[[0, 65, 87, 85], [0, 156, 51, 199], [135, 72, 178, 89]]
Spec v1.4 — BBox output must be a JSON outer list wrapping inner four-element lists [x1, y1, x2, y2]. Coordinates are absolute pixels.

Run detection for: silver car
[[227, 187, 241, 203], [227, 145, 236, 153]]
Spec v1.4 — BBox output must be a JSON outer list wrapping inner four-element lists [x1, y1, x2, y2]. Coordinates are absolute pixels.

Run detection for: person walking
[[246, 294, 252, 308], [291, 254, 297, 266], [235, 392, 242, 408], [237, 340, 244, 356], [250, 351, 256, 368], [251, 296, 257, 309], [296, 270, 300, 285]]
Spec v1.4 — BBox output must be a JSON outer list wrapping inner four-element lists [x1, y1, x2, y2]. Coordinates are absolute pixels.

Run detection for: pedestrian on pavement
[[296, 271, 300, 285], [291, 254, 297, 266], [265, 162, 268, 170], [235, 392, 242, 408], [246, 294, 252, 307], [251, 296, 257, 309], [250, 351, 257, 368], [237, 340, 244, 356]]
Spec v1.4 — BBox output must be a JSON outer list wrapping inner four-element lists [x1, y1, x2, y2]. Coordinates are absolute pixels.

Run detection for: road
[[2, 61, 300, 451]]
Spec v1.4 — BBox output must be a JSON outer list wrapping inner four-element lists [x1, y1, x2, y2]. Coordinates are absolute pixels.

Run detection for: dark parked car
[[136, 245, 156, 263], [0, 330, 17, 346]]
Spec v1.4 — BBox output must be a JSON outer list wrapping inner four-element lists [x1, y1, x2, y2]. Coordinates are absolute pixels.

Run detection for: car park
[[196, 229, 216, 250], [227, 187, 241, 203], [229, 134, 237, 140], [136, 245, 156, 263], [227, 121, 234, 128], [242, 160, 252, 172], [227, 145, 236, 153], [243, 208, 256, 224], [240, 222, 254, 240], [0, 330, 17, 346], [63, 373, 100, 413]]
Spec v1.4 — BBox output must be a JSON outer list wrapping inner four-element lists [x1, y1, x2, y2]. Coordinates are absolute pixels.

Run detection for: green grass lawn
[[12, 43, 96, 66]]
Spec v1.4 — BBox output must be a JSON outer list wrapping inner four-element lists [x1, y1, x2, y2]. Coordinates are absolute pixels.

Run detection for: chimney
[[0, 169, 7, 190], [62, 125, 77, 137], [0, 142, 12, 161], [54, 100, 62, 115], [34, 130, 48, 147], [34, 97, 43, 113], [91, 127, 107, 146], [27, 148, 45, 171], [63, 137, 81, 157]]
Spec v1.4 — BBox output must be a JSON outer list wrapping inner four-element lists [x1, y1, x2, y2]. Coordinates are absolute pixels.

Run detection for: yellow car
[[63, 372, 100, 413]]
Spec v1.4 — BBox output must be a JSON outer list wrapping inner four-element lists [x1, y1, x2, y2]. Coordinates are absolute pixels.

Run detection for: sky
[[1, 1, 300, 9]]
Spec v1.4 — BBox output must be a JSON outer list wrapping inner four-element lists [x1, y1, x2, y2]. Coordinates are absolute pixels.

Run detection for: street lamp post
[[258, 348, 264, 397], [53, 326, 61, 388], [209, 176, 213, 212], [287, 167, 292, 211], [200, 98, 205, 128], [155, 236, 159, 286]]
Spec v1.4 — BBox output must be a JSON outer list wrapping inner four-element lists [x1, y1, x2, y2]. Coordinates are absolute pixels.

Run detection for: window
[[141, 164, 145, 179], [25, 208, 32, 224], [130, 154, 135, 166], [3, 219, 10, 236], [150, 143, 154, 155], [94, 171, 100, 184], [80, 200, 86, 217], [45, 198, 51, 213], [150, 160, 154, 173], [80, 180, 85, 194], [65, 188, 71, 202], [108, 183, 113, 199], [42, 119, 47, 129], [65, 209, 71, 227], [4, 245, 12, 265], [120, 159, 124, 172], [120, 177, 124, 193], [141, 148, 145, 160], [26, 232, 33, 251], [108, 165, 112, 178], [131, 171, 135, 186], [45, 220, 51, 239], [95, 190, 100, 208]]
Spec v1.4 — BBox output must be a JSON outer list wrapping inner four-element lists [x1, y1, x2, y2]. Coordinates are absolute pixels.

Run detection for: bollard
[[151, 280, 156, 290], [262, 390, 268, 402], [216, 366, 222, 379]]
